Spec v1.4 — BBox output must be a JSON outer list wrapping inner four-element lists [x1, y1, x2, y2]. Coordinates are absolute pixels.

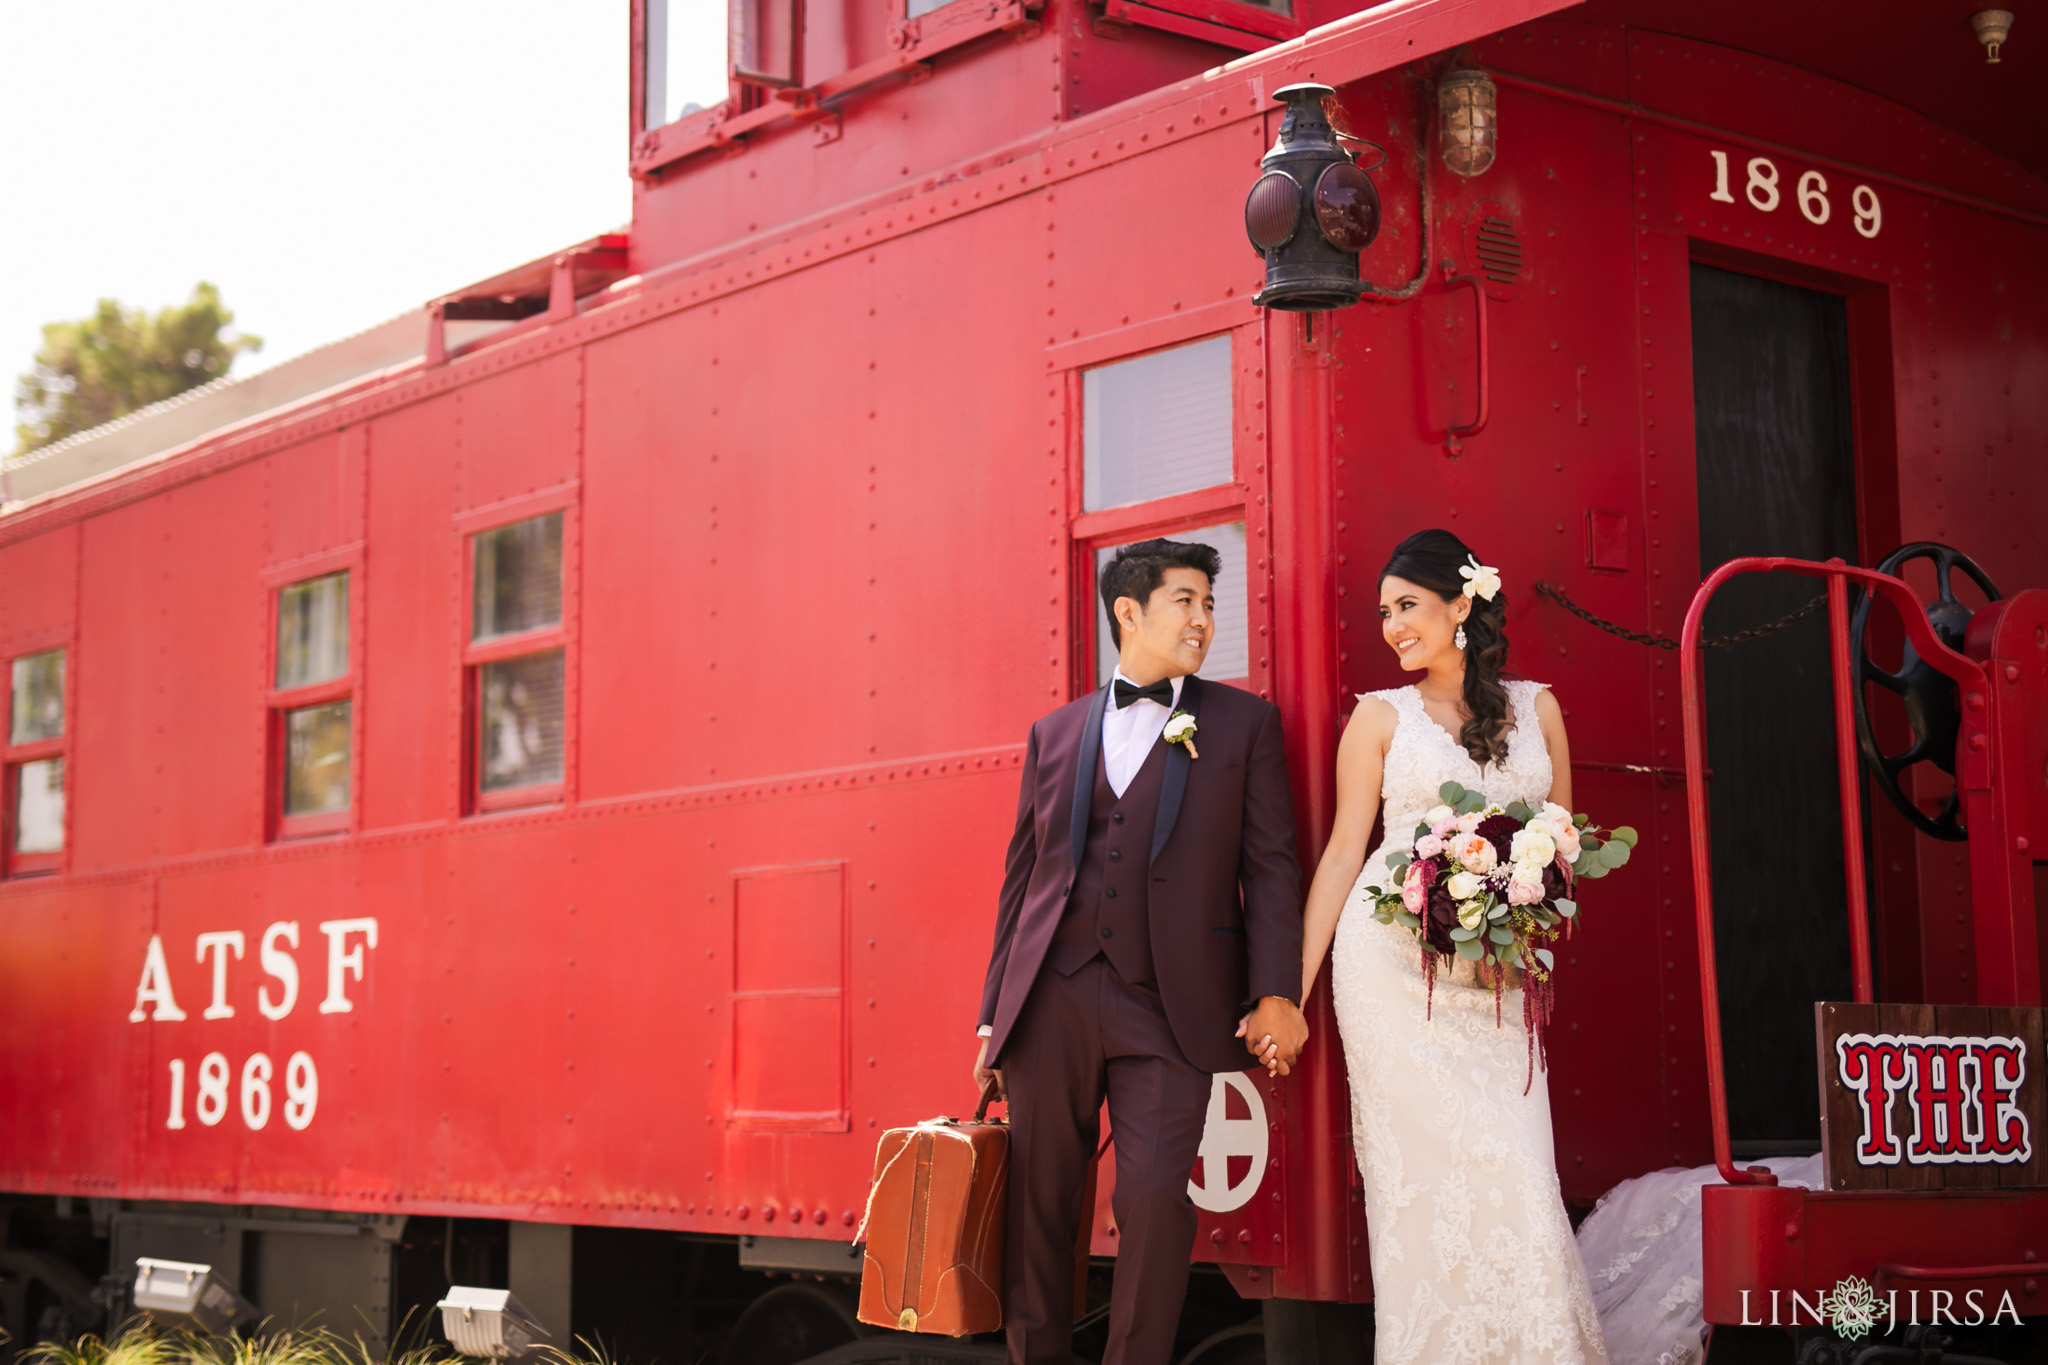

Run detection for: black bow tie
[[1113, 678, 1176, 710]]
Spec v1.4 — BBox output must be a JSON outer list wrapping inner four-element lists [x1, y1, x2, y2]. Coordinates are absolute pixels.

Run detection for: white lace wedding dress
[[1572, 1155, 1821, 1365], [1330, 681, 1608, 1364]]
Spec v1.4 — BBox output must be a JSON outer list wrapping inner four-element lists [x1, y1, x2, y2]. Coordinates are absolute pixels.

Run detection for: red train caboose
[[1, 0, 2043, 1361]]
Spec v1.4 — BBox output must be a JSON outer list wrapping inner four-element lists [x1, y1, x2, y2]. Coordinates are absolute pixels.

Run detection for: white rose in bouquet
[[1541, 802, 1580, 864], [1510, 827, 1556, 867]]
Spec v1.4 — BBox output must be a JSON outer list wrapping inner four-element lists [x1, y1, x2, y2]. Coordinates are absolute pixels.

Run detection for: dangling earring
[[1454, 622, 1468, 651]]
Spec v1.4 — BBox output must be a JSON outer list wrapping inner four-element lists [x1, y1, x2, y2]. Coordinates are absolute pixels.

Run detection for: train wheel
[[718, 1281, 867, 1365], [1178, 1321, 1266, 1365]]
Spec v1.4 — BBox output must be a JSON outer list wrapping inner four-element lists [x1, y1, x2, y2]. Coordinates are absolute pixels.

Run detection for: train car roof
[[4, 0, 2036, 514]]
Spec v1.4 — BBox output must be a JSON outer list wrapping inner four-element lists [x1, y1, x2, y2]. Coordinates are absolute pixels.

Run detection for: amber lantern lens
[[1313, 162, 1380, 252], [1245, 172, 1301, 251]]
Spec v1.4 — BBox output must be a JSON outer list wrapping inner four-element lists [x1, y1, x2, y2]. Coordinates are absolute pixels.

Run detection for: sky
[[0, 2, 728, 401]]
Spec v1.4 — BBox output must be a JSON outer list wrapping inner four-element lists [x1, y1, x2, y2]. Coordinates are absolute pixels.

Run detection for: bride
[[1299, 528, 1609, 1364]]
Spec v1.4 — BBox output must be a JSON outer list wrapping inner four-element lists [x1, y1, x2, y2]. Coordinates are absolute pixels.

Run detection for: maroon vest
[[1045, 737, 1167, 983]]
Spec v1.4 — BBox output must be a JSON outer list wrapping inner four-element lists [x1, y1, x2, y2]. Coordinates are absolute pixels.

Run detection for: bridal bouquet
[[1364, 780, 1636, 1089]]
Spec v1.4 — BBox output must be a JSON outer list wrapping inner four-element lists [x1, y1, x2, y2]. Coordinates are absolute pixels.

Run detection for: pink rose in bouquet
[[1451, 831, 1499, 874]]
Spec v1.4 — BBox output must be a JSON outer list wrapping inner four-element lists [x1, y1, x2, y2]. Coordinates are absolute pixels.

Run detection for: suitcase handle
[[973, 1077, 1004, 1122]]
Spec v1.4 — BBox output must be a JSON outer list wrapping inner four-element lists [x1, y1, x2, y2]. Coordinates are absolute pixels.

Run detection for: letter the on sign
[[1836, 1034, 1912, 1164], [1969, 1039, 2032, 1161], [1905, 1041, 1980, 1161]]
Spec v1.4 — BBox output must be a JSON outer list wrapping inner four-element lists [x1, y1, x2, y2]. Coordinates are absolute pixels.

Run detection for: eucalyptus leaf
[[1488, 925, 1515, 945], [1578, 860, 1608, 880], [1505, 801, 1534, 823], [1459, 793, 1487, 815], [1450, 926, 1479, 942], [1580, 832, 1602, 851], [1573, 812, 1588, 825], [1487, 904, 1508, 921], [1500, 943, 1522, 967], [1393, 908, 1420, 928], [1612, 825, 1640, 848], [1554, 898, 1578, 918], [1599, 840, 1631, 869], [1535, 947, 1555, 970], [1456, 937, 1484, 961], [1439, 781, 1466, 804]]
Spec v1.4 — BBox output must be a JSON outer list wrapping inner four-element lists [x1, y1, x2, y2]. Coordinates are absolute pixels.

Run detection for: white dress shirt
[[1103, 670, 1184, 797]]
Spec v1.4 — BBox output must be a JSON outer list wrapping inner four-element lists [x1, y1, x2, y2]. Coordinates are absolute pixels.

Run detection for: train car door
[[1687, 263, 1860, 1155]]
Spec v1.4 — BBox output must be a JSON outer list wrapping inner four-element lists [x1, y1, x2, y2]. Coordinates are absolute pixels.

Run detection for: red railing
[[1676, 558, 1988, 1185]]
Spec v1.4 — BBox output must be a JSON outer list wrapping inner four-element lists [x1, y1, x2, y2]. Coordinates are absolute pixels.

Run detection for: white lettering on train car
[[128, 934, 188, 1022], [317, 917, 380, 1013], [130, 923, 351, 1134], [284, 1051, 319, 1129], [258, 921, 301, 1020], [1706, 149, 1881, 239], [196, 931, 246, 1019]]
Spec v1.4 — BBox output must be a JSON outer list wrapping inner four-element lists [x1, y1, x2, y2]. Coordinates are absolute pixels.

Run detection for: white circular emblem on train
[[1187, 1072, 1269, 1213]]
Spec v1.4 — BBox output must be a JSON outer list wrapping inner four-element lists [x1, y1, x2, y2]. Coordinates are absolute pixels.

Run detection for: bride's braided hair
[[1380, 529, 1512, 767]]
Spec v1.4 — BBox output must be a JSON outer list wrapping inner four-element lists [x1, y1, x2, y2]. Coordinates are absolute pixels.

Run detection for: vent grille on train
[[1474, 215, 1523, 285]]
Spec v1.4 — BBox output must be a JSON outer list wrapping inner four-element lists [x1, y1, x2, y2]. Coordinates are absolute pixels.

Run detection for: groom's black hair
[[1100, 538, 1223, 648]]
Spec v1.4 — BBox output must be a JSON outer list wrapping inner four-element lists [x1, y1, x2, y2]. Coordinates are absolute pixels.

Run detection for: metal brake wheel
[[1848, 541, 2001, 842]]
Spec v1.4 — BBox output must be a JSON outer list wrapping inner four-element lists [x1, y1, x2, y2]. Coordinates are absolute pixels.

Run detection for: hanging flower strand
[[1459, 554, 1502, 601]]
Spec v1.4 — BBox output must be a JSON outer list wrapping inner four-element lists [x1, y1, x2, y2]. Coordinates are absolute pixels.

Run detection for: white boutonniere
[[1162, 709, 1200, 760]]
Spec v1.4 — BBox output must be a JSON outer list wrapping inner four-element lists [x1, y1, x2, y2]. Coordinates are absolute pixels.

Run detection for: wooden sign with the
[[1815, 1001, 2047, 1192]]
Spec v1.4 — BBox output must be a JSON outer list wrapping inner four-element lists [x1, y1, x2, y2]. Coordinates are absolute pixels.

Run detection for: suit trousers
[[1000, 956, 1214, 1365]]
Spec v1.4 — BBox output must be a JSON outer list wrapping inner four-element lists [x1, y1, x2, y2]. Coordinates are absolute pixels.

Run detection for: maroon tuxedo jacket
[[978, 675, 1303, 1074]]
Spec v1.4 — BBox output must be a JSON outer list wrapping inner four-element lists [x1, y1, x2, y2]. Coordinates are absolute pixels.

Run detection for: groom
[[972, 538, 1306, 1365]]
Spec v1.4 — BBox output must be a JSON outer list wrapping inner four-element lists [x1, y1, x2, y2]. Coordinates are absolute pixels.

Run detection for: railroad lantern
[[1245, 83, 1381, 312]]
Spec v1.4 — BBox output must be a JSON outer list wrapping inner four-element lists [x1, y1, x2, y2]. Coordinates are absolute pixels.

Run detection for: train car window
[[479, 651, 566, 792], [13, 759, 64, 855], [5, 648, 67, 872], [9, 649, 64, 745], [644, 0, 731, 130], [1083, 335, 1233, 511], [473, 514, 563, 641], [270, 572, 356, 838], [282, 701, 353, 817], [276, 573, 349, 690], [1094, 521, 1249, 685], [907, 0, 953, 16], [464, 505, 573, 810]]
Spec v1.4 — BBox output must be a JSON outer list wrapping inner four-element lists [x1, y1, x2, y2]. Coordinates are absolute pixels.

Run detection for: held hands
[[1236, 996, 1309, 1077]]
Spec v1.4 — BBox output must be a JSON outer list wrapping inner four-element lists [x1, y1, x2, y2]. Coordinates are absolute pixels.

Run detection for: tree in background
[[12, 283, 262, 456]]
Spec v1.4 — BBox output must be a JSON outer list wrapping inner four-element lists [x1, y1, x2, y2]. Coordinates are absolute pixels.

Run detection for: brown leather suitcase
[[856, 1083, 1010, 1335]]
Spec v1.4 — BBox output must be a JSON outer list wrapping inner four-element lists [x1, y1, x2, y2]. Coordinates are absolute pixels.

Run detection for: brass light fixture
[[1972, 9, 2014, 62], [1439, 68, 1498, 177]]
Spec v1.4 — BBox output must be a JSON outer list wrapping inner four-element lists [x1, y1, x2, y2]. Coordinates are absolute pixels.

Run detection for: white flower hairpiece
[[1459, 555, 1502, 602]]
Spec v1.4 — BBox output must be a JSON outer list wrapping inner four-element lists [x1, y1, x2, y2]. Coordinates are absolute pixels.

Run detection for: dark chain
[[1533, 580, 1829, 651]]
